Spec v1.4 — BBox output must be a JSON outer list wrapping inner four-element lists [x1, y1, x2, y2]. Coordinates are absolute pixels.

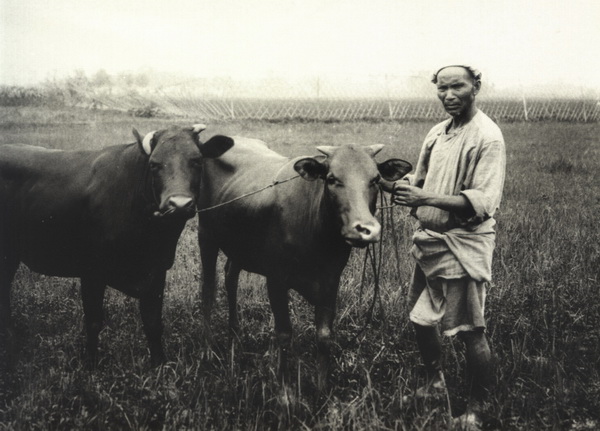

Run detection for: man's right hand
[[379, 177, 409, 194]]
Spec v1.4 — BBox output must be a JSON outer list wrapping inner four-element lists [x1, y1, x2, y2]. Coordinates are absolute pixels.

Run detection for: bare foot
[[453, 411, 482, 430]]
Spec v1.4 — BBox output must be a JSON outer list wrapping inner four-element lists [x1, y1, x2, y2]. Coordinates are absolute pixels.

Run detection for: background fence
[[2, 72, 599, 122], [93, 95, 600, 122]]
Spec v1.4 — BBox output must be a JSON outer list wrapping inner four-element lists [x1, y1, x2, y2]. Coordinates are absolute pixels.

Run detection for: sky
[[1, 0, 600, 89]]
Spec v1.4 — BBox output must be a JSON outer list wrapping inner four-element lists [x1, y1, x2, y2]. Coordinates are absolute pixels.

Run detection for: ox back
[[1, 144, 171, 281], [0, 126, 233, 373], [198, 136, 411, 389]]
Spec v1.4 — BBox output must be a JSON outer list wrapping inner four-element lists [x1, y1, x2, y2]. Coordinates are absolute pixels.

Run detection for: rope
[[355, 188, 393, 339], [196, 156, 316, 214], [196, 175, 300, 214], [197, 177, 399, 214], [365, 190, 387, 325]]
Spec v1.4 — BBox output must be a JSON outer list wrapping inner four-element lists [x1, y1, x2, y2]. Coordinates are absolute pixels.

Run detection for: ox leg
[[0, 254, 19, 402], [140, 272, 167, 366], [267, 278, 292, 385], [224, 259, 242, 336], [0, 255, 18, 338], [315, 288, 338, 391], [199, 235, 219, 331], [80, 278, 106, 367]]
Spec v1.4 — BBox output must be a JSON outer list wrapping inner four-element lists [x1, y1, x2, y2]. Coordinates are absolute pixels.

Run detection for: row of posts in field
[[94, 92, 600, 122], [175, 99, 600, 122]]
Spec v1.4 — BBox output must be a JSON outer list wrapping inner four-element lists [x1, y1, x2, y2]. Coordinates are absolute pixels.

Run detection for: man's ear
[[377, 159, 413, 181], [294, 157, 328, 181]]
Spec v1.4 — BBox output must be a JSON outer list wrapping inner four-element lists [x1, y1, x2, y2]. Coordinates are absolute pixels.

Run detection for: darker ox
[[198, 137, 411, 388], [0, 125, 233, 366]]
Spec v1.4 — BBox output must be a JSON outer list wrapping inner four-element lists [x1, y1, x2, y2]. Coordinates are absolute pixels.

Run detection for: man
[[390, 65, 505, 428]]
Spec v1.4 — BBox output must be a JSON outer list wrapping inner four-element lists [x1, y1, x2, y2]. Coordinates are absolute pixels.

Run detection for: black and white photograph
[[1, 0, 599, 429]]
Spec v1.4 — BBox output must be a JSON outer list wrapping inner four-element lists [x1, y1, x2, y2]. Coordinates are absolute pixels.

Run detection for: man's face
[[435, 67, 480, 118]]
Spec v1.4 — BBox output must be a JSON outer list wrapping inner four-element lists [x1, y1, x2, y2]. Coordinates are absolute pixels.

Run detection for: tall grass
[[1, 107, 599, 430]]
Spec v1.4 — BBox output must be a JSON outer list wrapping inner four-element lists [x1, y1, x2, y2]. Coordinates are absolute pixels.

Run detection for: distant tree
[[70, 69, 89, 87], [63, 70, 90, 105], [134, 73, 150, 88], [118, 72, 135, 87], [92, 69, 112, 87]]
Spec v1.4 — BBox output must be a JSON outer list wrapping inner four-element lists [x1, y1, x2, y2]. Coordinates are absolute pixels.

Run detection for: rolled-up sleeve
[[459, 139, 506, 225]]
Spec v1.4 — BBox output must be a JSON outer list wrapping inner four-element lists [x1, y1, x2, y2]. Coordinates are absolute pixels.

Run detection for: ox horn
[[192, 124, 207, 134], [366, 144, 385, 157], [316, 146, 339, 157], [142, 131, 157, 155]]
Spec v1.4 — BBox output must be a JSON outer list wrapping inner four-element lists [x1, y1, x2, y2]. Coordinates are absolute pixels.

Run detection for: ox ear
[[378, 159, 413, 181], [365, 144, 385, 157], [132, 127, 143, 145], [199, 135, 234, 159], [294, 157, 327, 181]]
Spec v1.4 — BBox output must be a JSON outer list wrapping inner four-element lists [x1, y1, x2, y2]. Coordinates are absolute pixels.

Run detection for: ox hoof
[[150, 358, 167, 368], [150, 351, 167, 367], [454, 401, 498, 431], [83, 354, 99, 371]]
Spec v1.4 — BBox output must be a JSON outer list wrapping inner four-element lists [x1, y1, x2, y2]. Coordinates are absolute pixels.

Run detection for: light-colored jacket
[[408, 110, 506, 282]]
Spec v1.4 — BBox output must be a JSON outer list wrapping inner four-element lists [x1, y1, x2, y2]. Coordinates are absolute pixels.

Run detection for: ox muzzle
[[153, 194, 197, 219], [342, 219, 382, 247]]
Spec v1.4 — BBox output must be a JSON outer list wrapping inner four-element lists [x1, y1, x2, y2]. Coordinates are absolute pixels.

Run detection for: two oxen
[[0, 126, 411, 388]]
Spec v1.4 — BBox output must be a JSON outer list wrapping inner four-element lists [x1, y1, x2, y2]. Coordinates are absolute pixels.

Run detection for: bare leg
[[140, 272, 167, 366], [413, 323, 445, 387], [80, 278, 106, 367], [459, 329, 493, 408], [449, 329, 493, 430]]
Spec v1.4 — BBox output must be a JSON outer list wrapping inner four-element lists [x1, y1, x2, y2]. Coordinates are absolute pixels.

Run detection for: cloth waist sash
[[411, 218, 496, 282]]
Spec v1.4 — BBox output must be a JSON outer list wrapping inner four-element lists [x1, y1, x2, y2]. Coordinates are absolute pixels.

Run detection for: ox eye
[[370, 174, 381, 186], [326, 175, 339, 186], [149, 161, 162, 171]]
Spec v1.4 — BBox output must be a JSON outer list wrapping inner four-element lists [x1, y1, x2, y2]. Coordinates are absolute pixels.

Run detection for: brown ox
[[0, 125, 233, 367], [198, 137, 411, 388]]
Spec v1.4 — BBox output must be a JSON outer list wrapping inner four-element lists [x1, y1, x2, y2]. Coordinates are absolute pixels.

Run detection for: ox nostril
[[356, 224, 371, 235], [353, 222, 381, 241], [168, 196, 194, 209]]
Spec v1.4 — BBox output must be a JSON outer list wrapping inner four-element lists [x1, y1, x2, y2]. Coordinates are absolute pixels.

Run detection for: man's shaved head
[[432, 65, 482, 85]]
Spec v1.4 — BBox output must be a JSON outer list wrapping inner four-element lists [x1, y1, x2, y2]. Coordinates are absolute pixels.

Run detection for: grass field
[[0, 106, 599, 430]]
